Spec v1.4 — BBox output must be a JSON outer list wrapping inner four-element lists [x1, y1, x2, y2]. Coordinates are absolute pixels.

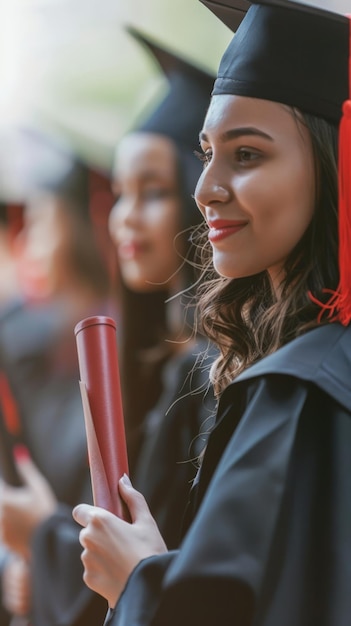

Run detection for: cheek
[[274, 164, 315, 241], [148, 200, 180, 240], [147, 204, 182, 276], [244, 160, 314, 237], [108, 207, 123, 241]]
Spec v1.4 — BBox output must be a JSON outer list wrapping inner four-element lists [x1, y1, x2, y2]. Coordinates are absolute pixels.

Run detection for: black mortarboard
[[126, 27, 215, 230], [128, 26, 215, 152], [201, 0, 349, 123], [200, 0, 351, 325]]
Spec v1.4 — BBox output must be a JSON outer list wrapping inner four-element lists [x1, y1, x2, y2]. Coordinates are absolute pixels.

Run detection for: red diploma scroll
[[75, 316, 129, 519]]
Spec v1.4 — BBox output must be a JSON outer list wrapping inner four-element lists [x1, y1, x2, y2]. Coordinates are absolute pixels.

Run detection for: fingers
[[12, 445, 31, 484], [73, 505, 125, 557], [73, 477, 149, 529], [2, 446, 57, 523], [0, 448, 57, 556], [72, 503, 96, 528], [13, 445, 48, 492], [2, 555, 31, 617]]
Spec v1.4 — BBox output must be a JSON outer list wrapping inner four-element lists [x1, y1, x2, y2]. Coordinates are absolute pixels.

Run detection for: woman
[[73, 1, 351, 624], [109, 29, 216, 548], [0, 133, 116, 626]]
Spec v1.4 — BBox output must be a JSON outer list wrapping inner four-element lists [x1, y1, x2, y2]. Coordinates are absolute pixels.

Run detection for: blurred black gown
[[0, 299, 108, 626], [133, 339, 216, 549], [106, 322, 351, 626]]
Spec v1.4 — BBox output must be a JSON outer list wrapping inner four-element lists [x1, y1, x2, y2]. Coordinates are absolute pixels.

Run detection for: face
[[195, 95, 315, 289], [17, 194, 73, 296], [109, 132, 182, 293]]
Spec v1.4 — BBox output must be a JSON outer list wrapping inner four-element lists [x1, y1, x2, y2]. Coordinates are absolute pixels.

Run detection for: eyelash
[[194, 149, 212, 167]]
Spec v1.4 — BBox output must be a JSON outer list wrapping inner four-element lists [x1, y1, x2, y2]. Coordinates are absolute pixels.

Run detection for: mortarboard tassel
[[310, 16, 351, 326], [336, 91, 351, 325]]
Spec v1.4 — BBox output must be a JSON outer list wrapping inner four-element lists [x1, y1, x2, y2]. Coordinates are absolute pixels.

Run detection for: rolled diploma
[[75, 316, 129, 519]]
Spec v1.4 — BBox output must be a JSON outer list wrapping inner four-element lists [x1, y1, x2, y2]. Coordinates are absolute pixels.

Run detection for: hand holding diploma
[[75, 316, 129, 519], [73, 475, 167, 608]]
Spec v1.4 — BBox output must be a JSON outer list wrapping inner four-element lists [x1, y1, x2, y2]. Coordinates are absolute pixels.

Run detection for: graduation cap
[[126, 27, 215, 230], [200, 0, 351, 325], [127, 26, 215, 152]]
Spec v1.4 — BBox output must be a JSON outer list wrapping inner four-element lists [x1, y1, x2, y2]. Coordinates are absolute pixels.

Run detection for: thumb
[[13, 445, 49, 493], [118, 474, 152, 524]]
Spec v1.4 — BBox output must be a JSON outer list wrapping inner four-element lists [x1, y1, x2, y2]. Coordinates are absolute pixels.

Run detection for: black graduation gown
[[133, 339, 216, 549], [106, 322, 351, 626]]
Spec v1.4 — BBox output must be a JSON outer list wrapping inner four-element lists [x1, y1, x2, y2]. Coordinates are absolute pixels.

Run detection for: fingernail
[[121, 473, 132, 487], [72, 505, 80, 518], [13, 444, 30, 463]]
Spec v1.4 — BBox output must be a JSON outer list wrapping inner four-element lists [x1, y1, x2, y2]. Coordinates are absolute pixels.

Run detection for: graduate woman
[[73, 0, 351, 624]]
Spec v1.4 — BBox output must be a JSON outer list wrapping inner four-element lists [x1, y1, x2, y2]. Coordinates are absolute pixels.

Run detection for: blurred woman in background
[[0, 131, 116, 626], [109, 28, 216, 549]]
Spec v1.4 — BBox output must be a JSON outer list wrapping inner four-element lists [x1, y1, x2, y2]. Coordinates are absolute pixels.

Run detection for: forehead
[[202, 94, 306, 139], [113, 132, 177, 178]]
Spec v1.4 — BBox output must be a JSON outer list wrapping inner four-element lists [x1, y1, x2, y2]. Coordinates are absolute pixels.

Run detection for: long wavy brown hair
[[193, 111, 338, 397]]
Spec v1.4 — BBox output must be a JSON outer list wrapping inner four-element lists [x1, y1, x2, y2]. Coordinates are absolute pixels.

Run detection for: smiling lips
[[118, 240, 146, 260], [207, 219, 248, 242]]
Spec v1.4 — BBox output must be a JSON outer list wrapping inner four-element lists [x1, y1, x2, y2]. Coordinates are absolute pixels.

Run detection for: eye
[[111, 194, 122, 212], [194, 149, 212, 169], [111, 181, 121, 200], [142, 187, 174, 201], [236, 148, 261, 163]]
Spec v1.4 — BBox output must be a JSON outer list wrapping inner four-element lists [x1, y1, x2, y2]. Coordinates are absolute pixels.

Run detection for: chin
[[123, 276, 164, 294], [213, 257, 263, 280], [214, 263, 243, 280], [121, 271, 146, 292]]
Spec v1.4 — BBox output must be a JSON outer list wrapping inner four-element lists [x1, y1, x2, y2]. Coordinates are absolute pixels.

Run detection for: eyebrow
[[199, 126, 274, 143], [140, 170, 171, 181], [113, 170, 171, 183]]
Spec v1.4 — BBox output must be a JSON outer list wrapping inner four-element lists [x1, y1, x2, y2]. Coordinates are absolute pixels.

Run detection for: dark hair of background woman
[[116, 146, 203, 473]]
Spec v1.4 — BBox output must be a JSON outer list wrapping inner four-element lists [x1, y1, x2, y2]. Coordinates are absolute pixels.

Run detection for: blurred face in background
[[16, 193, 75, 298], [109, 132, 182, 293]]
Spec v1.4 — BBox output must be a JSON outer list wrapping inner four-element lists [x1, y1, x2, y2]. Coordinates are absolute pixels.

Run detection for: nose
[[194, 167, 231, 213]]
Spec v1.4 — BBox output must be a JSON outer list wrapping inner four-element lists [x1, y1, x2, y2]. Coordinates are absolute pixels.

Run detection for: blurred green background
[[0, 0, 231, 195]]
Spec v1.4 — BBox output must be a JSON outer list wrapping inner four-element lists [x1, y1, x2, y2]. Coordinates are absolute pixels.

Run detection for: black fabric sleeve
[[31, 504, 107, 626], [105, 553, 177, 626]]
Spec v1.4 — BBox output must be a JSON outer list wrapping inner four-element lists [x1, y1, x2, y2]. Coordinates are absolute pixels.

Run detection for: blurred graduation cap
[[126, 27, 215, 230], [200, 0, 351, 325], [16, 127, 90, 215], [127, 26, 215, 152], [13, 126, 115, 229]]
